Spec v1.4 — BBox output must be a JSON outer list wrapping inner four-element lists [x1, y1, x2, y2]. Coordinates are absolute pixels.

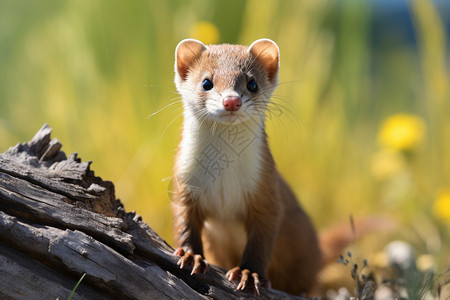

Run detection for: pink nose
[[223, 96, 242, 111]]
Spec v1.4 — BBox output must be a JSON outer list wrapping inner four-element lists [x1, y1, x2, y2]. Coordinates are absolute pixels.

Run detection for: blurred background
[[1, 0, 449, 294]]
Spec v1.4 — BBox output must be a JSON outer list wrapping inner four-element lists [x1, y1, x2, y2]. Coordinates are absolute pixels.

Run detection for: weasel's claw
[[236, 269, 250, 291], [174, 248, 208, 274], [252, 273, 261, 296], [177, 252, 193, 269], [226, 266, 265, 296], [226, 266, 241, 282], [174, 248, 185, 257], [191, 254, 209, 275]]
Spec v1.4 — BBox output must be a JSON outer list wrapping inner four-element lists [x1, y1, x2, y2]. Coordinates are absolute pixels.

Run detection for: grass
[[337, 250, 449, 300], [67, 273, 86, 300], [0, 0, 448, 297]]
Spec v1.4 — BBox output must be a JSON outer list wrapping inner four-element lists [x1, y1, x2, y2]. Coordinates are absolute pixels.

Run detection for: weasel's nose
[[223, 96, 242, 111]]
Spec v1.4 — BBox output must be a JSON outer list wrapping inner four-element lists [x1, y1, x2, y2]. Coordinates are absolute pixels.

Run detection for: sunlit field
[[1, 0, 449, 297]]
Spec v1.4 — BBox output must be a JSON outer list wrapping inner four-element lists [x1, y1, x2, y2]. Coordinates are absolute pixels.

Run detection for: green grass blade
[[67, 273, 87, 300]]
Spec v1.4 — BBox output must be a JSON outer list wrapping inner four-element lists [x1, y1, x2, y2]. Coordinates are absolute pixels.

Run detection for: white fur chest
[[178, 116, 264, 221]]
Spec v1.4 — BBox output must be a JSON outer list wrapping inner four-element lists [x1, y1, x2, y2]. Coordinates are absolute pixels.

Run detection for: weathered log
[[0, 124, 305, 300]]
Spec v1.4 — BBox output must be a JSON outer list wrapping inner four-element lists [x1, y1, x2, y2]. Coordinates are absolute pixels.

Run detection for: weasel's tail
[[318, 216, 396, 267]]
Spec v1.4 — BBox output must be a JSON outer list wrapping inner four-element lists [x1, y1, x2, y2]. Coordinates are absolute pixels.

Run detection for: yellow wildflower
[[416, 254, 435, 271], [371, 148, 406, 180], [371, 251, 389, 268], [189, 22, 220, 45], [433, 188, 450, 224], [378, 114, 426, 151]]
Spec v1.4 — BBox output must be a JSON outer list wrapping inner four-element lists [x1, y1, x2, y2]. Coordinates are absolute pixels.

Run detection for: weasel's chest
[[180, 127, 263, 220]]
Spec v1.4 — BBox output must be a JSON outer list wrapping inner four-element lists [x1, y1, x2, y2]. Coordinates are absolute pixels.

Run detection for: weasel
[[171, 38, 321, 295]]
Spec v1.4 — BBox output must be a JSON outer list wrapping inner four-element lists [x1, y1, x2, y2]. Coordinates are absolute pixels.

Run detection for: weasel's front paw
[[226, 266, 271, 296], [174, 247, 209, 275]]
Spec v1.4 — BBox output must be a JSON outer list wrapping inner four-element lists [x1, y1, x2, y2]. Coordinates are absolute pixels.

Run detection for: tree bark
[[0, 124, 304, 300]]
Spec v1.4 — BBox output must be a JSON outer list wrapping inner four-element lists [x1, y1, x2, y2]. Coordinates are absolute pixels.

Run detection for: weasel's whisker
[[147, 99, 184, 119], [273, 79, 303, 88], [197, 109, 211, 131], [271, 94, 297, 111], [167, 105, 186, 119], [267, 102, 300, 130], [157, 110, 185, 143]]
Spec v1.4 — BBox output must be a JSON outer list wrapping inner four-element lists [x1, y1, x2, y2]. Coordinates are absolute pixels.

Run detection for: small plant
[[338, 251, 376, 300], [392, 264, 448, 300], [338, 248, 449, 300], [67, 273, 86, 300]]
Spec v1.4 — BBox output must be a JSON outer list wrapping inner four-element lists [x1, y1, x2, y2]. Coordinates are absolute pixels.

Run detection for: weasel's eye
[[247, 80, 258, 93], [202, 79, 213, 91]]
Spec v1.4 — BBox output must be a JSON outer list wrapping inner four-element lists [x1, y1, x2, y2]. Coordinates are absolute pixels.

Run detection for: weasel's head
[[174, 39, 279, 125]]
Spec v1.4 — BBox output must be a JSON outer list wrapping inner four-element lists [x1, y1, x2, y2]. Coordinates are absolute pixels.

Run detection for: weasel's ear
[[175, 39, 207, 81], [248, 39, 279, 82]]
